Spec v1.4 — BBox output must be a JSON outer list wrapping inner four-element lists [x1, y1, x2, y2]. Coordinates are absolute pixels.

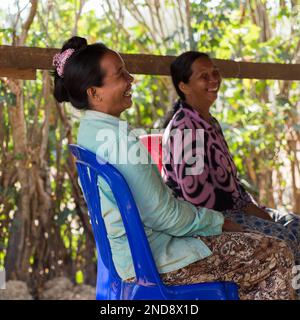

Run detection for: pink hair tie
[[52, 48, 75, 77]]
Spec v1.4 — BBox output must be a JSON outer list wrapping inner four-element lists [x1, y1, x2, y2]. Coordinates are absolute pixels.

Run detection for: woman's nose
[[208, 78, 218, 84], [128, 73, 134, 83], [209, 74, 220, 83], [211, 71, 221, 82]]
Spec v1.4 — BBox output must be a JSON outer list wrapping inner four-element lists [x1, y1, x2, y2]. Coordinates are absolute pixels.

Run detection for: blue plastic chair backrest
[[68, 144, 164, 287]]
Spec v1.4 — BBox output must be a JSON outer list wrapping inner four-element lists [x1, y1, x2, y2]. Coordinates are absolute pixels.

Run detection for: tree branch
[[19, 0, 38, 45]]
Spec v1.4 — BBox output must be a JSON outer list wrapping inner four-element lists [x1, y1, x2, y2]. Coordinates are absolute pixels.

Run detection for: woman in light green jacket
[[52, 36, 295, 300]]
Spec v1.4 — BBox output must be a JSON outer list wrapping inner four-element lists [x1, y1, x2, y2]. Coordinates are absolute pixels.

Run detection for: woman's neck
[[184, 98, 212, 122], [90, 104, 121, 118]]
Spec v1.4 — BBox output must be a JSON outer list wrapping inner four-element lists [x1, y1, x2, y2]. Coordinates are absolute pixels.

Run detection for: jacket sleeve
[[114, 136, 224, 237], [163, 121, 216, 209]]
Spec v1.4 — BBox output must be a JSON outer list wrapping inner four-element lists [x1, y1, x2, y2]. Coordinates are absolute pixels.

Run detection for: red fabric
[[139, 134, 163, 173]]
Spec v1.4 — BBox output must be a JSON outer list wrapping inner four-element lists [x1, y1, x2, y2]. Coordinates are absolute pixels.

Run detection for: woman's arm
[[163, 123, 217, 209], [121, 159, 225, 237], [243, 202, 272, 221], [82, 121, 225, 238], [222, 219, 244, 232], [236, 181, 272, 220], [114, 133, 225, 237]]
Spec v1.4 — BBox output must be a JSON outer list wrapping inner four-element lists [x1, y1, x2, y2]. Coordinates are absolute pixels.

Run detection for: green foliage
[[75, 270, 84, 284]]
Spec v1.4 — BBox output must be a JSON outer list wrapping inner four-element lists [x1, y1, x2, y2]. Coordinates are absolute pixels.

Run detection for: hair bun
[[61, 36, 88, 53], [53, 36, 87, 103]]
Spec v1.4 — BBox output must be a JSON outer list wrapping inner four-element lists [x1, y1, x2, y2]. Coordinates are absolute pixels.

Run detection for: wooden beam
[[1, 45, 300, 80], [0, 45, 57, 70], [0, 68, 36, 80]]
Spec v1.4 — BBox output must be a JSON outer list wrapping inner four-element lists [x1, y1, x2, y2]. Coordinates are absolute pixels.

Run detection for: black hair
[[162, 51, 210, 128], [53, 36, 110, 110]]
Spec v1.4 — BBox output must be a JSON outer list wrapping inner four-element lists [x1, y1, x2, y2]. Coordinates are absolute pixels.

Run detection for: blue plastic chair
[[69, 144, 239, 300]]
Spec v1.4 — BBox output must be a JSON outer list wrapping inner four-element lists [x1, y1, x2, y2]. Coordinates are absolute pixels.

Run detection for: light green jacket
[[77, 110, 224, 280]]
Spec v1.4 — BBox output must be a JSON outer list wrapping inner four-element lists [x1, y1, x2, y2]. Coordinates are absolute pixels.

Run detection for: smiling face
[[88, 50, 134, 117], [179, 57, 221, 110]]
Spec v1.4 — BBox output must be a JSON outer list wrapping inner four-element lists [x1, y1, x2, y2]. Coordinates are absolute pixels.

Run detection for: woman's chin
[[206, 92, 218, 103], [123, 99, 133, 110]]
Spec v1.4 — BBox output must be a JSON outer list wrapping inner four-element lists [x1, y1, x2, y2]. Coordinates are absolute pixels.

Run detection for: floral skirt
[[223, 208, 300, 298], [223, 208, 300, 266], [127, 232, 295, 300]]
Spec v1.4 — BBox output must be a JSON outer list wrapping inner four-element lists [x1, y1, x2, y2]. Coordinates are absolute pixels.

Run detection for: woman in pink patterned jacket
[[162, 52, 300, 295]]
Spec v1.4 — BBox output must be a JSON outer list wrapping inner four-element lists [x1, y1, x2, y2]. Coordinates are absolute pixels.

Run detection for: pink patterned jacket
[[162, 100, 254, 212]]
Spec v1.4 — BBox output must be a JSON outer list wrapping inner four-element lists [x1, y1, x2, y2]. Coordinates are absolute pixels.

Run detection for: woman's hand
[[222, 219, 244, 232], [244, 203, 273, 221]]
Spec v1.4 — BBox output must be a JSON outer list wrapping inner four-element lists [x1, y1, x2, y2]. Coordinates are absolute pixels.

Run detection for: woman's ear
[[87, 87, 102, 101], [178, 81, 190, 96]]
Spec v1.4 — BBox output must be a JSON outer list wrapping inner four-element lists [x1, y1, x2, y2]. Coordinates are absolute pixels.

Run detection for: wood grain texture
[[1, 45, 300, 80]]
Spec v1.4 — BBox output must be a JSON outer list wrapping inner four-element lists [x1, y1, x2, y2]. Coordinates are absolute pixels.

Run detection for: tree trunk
[[5, 79, 31, 282]]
